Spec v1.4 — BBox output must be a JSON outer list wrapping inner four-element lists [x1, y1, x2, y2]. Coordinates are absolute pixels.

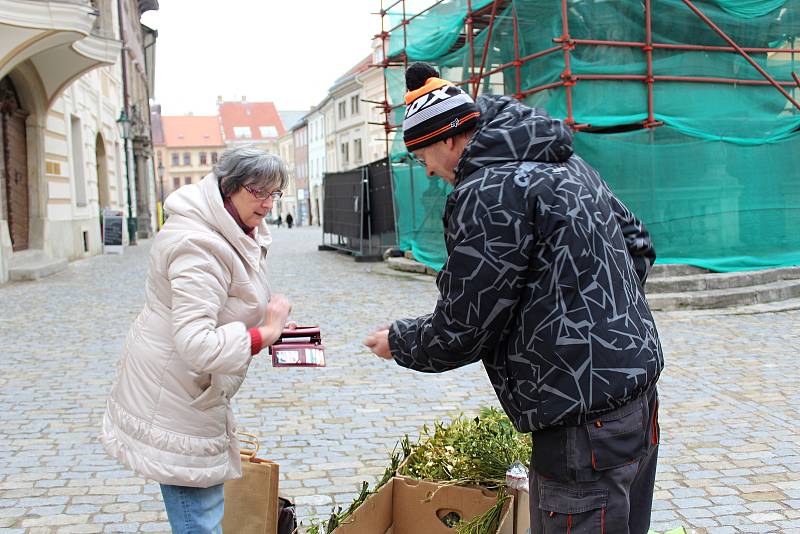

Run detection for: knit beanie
[[402, 63, 480, 150]]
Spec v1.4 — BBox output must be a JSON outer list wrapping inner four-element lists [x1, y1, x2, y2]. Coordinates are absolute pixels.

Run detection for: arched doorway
[[95, 133, 109, 210], [0, 77, 29, 252]]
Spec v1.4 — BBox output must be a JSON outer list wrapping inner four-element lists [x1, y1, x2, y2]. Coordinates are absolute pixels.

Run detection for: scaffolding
[[376, 0, 800, 272], [378, 0, 800, 131]]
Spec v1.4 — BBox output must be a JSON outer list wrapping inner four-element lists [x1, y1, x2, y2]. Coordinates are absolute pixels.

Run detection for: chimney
[[216, 95, 223, 105], [241, 95, 247, 102]]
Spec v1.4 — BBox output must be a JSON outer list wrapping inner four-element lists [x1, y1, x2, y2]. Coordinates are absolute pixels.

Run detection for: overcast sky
[[141, 1, 391, 115]]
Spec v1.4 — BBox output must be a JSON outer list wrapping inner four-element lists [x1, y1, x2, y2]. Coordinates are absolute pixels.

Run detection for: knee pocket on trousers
[[538, 480, 608, 534]]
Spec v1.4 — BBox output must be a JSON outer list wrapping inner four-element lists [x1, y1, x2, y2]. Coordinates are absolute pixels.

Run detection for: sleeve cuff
[[248, 327, 263, 355]]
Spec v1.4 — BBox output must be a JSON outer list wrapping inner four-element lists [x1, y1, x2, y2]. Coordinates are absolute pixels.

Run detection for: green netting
[[388, 0, 496, 60], [391, 162, 452, 267], [386, 0, 800, 272], [574, 126, 800, 271]]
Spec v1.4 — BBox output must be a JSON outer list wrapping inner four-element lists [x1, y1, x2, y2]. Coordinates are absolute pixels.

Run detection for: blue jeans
[[160, 483, 224, 534]]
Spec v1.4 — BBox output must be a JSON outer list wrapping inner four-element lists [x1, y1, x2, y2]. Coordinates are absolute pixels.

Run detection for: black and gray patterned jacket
[[388, 95, 663, 433]]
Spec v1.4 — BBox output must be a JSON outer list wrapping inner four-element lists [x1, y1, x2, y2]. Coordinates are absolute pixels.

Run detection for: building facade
[[357, 41, 392, 164], [329, 56, 371, 173], [322, 97, 338, 181], [277, 131, 296, 222], [307, 104, 326, 226], [291, 119, 309, 225], [0, 0, 158, 283], [155, 114, 225, 200], [120, 0, 159, 241]]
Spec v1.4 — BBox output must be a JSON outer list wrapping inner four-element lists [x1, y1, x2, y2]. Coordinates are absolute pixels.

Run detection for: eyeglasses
[[244, 185, 283, 200], [409, 153, 426, 167]]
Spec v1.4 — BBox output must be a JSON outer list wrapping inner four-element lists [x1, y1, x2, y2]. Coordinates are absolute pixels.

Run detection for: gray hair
[[213, 146, 288, 197]]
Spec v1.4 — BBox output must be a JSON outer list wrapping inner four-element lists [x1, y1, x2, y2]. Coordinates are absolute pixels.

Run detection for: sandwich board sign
[[103, 209, 124, 254]]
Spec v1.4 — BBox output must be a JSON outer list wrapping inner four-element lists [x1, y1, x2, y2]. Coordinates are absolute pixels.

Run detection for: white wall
[[43, 66, 127, 259]]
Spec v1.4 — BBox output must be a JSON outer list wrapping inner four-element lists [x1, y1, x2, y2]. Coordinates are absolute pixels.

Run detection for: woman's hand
[[259, 294, 292, 346]]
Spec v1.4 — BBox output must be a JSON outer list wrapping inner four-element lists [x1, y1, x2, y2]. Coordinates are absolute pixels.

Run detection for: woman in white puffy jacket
[[100, 146, 292, 533]]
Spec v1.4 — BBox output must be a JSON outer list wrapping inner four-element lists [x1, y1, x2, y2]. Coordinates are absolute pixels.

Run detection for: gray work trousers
[[529, 385, 660, 534]]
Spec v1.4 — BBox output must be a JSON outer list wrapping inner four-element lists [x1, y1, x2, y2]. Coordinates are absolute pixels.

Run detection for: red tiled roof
[[218, 101, 285, 142], [161, 116, 224, 147]]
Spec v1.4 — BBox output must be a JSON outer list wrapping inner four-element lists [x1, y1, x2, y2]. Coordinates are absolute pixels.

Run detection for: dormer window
[[259, 126, 278, 138], [234, 126, 252, 139]]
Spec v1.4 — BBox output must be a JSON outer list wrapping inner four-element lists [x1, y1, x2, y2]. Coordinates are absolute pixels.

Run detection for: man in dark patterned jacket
[[364, 63, 664, 534]]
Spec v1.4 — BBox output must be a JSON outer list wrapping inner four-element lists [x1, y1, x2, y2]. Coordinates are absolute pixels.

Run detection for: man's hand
[[363, 326, 393, 360]]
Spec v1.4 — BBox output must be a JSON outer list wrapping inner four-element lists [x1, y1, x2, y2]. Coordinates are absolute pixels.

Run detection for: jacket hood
[[455, 95, 574, 180], [164, 174, 271, 271]]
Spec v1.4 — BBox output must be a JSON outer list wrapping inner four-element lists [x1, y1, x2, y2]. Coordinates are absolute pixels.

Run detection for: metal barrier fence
[[321, 158, 397, 261]]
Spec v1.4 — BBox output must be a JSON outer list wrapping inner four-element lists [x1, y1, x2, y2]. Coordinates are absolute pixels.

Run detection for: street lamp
[[116, 109, 130, 138], [116, 109, 137, 245]]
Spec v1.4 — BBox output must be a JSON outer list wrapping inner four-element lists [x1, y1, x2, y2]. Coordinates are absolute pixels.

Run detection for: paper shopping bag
[[222, 433, 280, 534]]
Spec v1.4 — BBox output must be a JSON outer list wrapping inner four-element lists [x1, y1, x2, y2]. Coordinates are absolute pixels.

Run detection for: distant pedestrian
[[286, 212, 294, 229], [276, 214, 283, 227], [100, 146, 295, 534]]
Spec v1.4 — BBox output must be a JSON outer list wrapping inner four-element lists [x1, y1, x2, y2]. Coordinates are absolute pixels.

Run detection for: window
[[199, 152, 207, 165], [259, 126, 278, 138], [354, 139, 363, 162], [171, 152, 179, 166], [157, 151, 163, 165], [341, 142, 349, 163], [234, 126, 252, 139], [351, 95, 360, 115], [183, 152, 191, 166], [173, 177, 180, 189], [184, 176, 191, 185], [338, 102, 346, 120], [211, 152, 218, 164]]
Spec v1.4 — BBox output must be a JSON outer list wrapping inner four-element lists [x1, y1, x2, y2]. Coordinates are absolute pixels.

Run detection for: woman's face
[[229, 181, 280, 228]]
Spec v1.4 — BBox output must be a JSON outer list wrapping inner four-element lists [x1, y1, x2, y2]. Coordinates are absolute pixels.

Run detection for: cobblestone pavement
[[0, 226, 798, 533]]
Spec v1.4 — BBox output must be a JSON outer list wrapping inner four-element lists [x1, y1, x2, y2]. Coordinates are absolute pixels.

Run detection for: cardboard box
[[510, 488, 530, 534], [333, 477, 513, 534]]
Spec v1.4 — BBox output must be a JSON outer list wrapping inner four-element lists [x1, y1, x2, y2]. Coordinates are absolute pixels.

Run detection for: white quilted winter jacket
[[100, 173, 271, 487]]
